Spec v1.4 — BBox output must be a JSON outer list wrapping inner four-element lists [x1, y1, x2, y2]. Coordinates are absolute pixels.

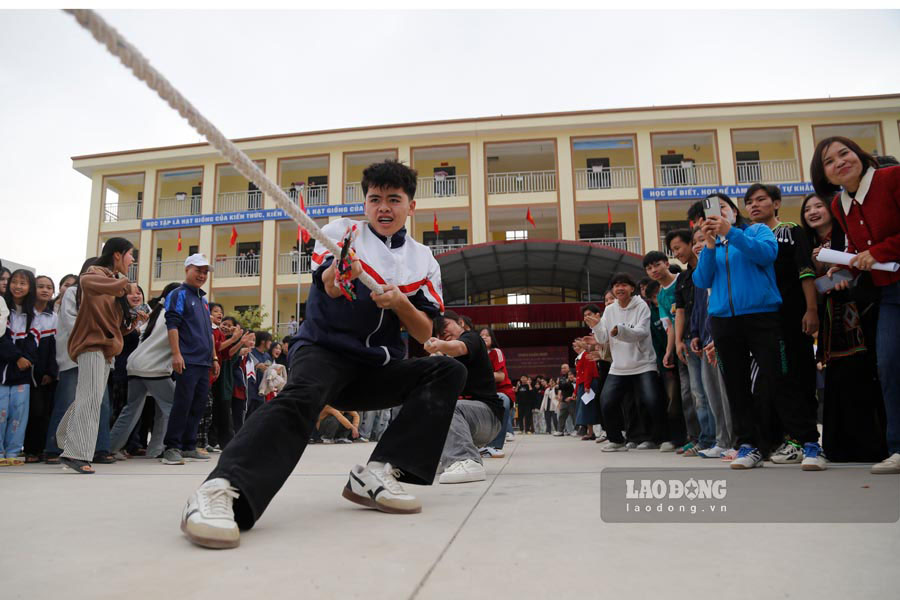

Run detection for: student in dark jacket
[[23, 275, 59, 462], [161, 254, 218, 466], [0, 270, 38, 465]]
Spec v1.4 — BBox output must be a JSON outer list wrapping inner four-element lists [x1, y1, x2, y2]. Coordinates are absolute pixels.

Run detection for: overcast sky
[[1, 9, 899, 285]]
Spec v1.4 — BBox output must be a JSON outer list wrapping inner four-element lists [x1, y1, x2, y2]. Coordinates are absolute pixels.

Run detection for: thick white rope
[[64, 9, 384, 294]]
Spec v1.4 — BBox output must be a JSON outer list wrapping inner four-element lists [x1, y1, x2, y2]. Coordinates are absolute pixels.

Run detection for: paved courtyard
[[2, 435, 898, 600]]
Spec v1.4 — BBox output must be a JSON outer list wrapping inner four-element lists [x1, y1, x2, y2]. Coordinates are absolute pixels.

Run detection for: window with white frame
[[506, 230, 528, 241], [507, 293, 530, 305], [510, 322, 531, 328]]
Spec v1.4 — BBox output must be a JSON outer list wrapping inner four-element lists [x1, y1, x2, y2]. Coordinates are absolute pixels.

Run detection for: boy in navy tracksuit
[[162, 254, 217, 465], [181, 160, 465, 550]]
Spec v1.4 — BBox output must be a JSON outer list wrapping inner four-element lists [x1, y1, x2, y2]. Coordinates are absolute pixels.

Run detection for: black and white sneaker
[[770, 440, 803, 464], [730, 445, 764, 470], [181, 478, 240, 549], [801, 442, 828, 471], [342, 462, 422, 514]]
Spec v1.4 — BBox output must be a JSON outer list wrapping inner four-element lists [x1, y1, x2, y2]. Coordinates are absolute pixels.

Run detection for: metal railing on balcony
[[655, 163, 718, 187], [579, 236, 642, 255], [487, 170, 557, 194], [275, 322, 303, 338], [153, 260, 184, 280], [574, 167, 637, 190], [104, 201, 143, 222], [427, 243, 468, 256], [659, 236, 676, 258], [416, 175, 469, 199], [345, 182, 364, 204], [215, 255, 261, 278], [283, 185, 328, 207], [157, 195, 202, 218], [277, 253, 312, 274], [127, 263, 139, 281], [735, 159, 800, 184], [216, 190, 263, 213]]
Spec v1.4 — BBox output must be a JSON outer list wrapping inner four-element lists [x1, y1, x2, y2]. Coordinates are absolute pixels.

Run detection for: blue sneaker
[[730, 445, 763, 470], [801, 442, 827, 471]]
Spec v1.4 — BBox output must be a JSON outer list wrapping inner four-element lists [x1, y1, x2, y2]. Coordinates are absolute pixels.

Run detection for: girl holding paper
[[811, 137, 900, 474]]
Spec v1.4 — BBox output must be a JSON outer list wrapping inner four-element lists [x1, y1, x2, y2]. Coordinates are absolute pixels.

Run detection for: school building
[[74, 93, 900, 365]]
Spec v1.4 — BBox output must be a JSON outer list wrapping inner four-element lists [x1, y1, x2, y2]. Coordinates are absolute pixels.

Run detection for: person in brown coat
[[58, 237, 147, 474]]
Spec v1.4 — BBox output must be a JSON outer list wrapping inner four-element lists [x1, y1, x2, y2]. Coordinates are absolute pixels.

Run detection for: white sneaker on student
[[342, 462, 422, 514], [479, 446, 505, 458], [506, 432, 515, 442], [771, 441, 803, 464], [551, 431, 564, 437], [181, 478, 240, 549], [439, 459, 487, 484], [801, 442, 828, 471], [871, 453, 900, 474], [636, 441, 658, 450], [601, 441, 628, 452], [698, 445, 726, 459], [730, 445, 764, 470], [659, 442, 676, 452]]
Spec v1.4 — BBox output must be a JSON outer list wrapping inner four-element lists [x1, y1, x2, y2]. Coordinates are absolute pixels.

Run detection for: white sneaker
[[636, 441, 658, 450], [551, 431, 564, 437], [871, 453, 900, 474], [801, 443, 828, 471], [625, 441, 638, 449], [479, 446, 505, 458], [770, 441, 803, 464], [342, 462, 422, 514], [181, 478, 240, 549], [439, 459, 487, 484], [659, 442, 676, 452], [731, 445, 764, 470], [698, 445, 726, 459], [506, 432, 515, 442], [601, 441, 628, 452]]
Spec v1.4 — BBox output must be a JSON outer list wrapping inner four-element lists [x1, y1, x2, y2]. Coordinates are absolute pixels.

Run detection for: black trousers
[[24, 382, 55, 456], [773, 311, 820, 445], [711, 312, 816, 455], [209, 345, 465, 530], [600, 371, 667, 445]]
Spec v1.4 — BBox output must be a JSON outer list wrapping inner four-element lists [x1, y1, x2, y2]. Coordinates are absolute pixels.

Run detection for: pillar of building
[[797, 124, 816, 182], [470, 141, 487, 244], [259, 158, 279, 329], [198, 161, 216, 294], [716, 126, 736, 185], [556, 135, 576, 240], [85, 173, 103, 258], [636, 130, 658, 252], [137, 167, 157, 293]]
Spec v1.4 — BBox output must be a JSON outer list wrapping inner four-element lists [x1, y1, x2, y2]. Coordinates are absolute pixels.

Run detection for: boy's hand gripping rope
[[63, 9, 383, 296]]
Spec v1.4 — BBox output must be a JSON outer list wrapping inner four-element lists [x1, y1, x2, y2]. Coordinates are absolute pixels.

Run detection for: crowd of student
[[0, 249, 296, 470]]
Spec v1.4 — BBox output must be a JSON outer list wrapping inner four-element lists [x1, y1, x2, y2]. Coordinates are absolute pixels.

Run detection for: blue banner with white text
[[642, 182, 814, 201], [140, 203, 365, 230]]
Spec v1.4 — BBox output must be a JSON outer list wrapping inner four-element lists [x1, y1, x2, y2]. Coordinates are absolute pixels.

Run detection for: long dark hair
[[810, 136, 879, 198], [53, 273, 78, 309], [800, 192, 845, 249], [3, 269, 37, 331], [479, 326, 501, 350], [95, 237, 135, 328], [142, 283, 180, 342], [74, 257, 98, 310]]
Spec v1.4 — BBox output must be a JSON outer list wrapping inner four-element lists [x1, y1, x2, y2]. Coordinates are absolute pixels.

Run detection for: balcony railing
[[574, 167, 637, 190], [284, 185, 328, 207], [345, 182, 364, 204], [580, 237, 642, 255], [659, 236, 676, 258], [275, 322, 300, 338], [416, 175, 469, 199], [104, 201, 142, 222], [216, 190, 263, 213], [127, 262, 139, 281], [427, 243, 468, 256], [277, 253, 312, 274], [157, 195, 202, 218], [735, 159, 800, 184], [215, 255, 261, 278], [487, 170, 557, 194], [655, 163, 718, 187], [153, 260, 184, 280]]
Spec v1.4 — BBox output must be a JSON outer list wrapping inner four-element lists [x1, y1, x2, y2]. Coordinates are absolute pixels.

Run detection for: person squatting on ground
[[425, 311, 503, 484], [180, 160, 465, 550]]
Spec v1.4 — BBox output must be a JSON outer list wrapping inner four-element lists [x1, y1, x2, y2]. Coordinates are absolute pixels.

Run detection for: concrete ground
[[2, 434, 898, 600]]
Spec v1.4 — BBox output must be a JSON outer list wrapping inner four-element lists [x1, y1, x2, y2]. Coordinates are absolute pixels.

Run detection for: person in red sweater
[[573, 325, 601, 440], [812, 136, 900, 475], [479, 326, 515, 457]]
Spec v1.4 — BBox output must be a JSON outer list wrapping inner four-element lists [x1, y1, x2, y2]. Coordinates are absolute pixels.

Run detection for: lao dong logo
[[625, 478, 727, 500]]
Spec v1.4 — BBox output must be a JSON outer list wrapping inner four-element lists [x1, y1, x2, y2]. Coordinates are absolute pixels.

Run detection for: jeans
[[358, 409, 391, 441], [487, 393, 511, 449], [685, 351, 716, 448], [600, 371, 667, 445], [677, 360, 701, 443], [45, 368, 110, 456], [557, 400, 576, 434], [164, 365, 211, 451], [209, 345, 465, 530], [109, 377, 176, 458], [440, 400, 502, 470], [700, 355, 733, 448], [877, 281, 900, 455], [544, 410, 558, 433], [0, 384, 30, 458]]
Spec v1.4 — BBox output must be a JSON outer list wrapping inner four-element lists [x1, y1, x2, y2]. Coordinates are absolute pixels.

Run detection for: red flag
[[433, 212, 440, 236], [607, 204, 613, 228], [526, 207, 536, 228], [229, 225, 238, 247], [297, 192, 310, 244], [177, 230, 182, 252]]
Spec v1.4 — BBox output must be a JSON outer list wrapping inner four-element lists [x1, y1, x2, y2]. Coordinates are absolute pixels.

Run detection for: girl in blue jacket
[[691, 193, 787, 470]]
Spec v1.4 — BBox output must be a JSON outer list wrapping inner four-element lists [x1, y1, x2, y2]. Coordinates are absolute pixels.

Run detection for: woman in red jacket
[[479, 327, 515, 457], [811, 136, 900, 474]]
